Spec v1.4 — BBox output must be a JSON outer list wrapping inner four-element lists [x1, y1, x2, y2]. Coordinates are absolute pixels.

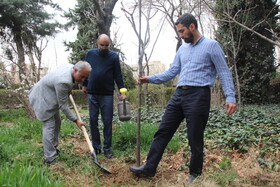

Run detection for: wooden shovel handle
[[69, 94, 94, 153]]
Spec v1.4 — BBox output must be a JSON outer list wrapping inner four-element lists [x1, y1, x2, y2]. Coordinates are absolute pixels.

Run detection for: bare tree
[[121, 0, 166, 165], [0, 39, 36, 119], [151, 0, 213, 51], [203, 0, 280, 47]]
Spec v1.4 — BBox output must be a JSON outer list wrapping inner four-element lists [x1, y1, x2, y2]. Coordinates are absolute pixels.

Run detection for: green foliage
[[220, 158, 232, 170], [125, 85, 175, 108], [0, 0, 61, 36], [0, 104, 279, 185], [57, 141, 82, 167], [60, 120, 82, 138], [113, 104, 280, 163], [0, 0, 61, 58], [205, 105, 280, 156], [0, 118, 43, 164], [13, 117, 42, 141], [269, 76, 280, 103], [121, 63, 136, 90], [0, 108, 27, 122], [64, 0, 98, 63], [214, 0, 279, 104], [208, 158, 238, 186], [71, 89, 88, 106], [0, 162, 63, 187], [113, 122, 180, 155], [210, 166, 238, 187]]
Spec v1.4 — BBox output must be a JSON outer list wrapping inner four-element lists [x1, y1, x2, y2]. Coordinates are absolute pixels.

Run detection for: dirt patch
[[232, 148, 280, 186], [49, 137, 280, 187], [0, 122, 13, 128]]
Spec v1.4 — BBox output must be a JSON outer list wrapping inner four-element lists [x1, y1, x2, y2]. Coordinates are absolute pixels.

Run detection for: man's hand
[[225, 102, 237, 115], [119, 94, 126, 101], [75, 119, 85, 130], [82, 86, 87, 94], [138, 76, 149, 84]]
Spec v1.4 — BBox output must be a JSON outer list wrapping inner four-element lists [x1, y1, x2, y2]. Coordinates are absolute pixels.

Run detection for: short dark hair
[[175, 13, 198, 29]]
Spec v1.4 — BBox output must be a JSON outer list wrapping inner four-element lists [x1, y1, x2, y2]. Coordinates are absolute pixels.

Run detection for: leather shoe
[[129, 165, 156, 177], [56, 149, 60, 156], [94, 149, 101, 155], [104, 150, 113, 158], [44, 159, 56, 166], [187, 175, 198, 184]]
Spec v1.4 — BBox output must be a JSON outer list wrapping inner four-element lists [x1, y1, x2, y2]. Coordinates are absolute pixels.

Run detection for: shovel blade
[[91, 153, 112, 174]]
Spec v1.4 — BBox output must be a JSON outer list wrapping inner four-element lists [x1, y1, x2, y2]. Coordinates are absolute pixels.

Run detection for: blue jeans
[[88, 94, 113, 152], [145, 87, 210, 176]]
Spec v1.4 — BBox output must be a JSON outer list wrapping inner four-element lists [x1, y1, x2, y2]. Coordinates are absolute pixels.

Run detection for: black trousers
[[145, 87, 210, 176]]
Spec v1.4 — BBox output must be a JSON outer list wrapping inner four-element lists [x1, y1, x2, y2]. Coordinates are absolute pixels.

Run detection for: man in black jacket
[[82, 34, 125, 158]]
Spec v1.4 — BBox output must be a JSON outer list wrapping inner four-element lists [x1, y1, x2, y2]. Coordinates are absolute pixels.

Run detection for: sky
[[44, 0, 178, 71]]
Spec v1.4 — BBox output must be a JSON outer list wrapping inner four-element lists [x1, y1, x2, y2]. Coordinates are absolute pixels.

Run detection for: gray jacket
[[29, 64, 77, 122]]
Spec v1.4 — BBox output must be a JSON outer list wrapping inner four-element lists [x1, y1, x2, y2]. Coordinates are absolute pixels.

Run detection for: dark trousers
[[145, 87, 210, 176], [88, 94, 113, 152]]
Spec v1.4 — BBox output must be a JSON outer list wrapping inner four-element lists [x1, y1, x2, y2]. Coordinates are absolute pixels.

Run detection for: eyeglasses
[[99, 44, 109, 47]]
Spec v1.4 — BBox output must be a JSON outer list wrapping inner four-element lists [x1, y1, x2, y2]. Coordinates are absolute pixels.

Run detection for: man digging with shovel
[[28, 61, 91, 165]]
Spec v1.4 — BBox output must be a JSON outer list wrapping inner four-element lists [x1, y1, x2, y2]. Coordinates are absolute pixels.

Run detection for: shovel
[[69, 95, 111, 174]]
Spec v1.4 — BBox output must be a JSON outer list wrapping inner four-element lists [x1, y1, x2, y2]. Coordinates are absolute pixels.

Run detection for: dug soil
[[49, 136, 280, 187]]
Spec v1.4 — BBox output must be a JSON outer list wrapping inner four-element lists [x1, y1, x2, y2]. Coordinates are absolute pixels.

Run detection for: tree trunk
[[13, 31, 26, 82], [234, 59, 242, 111], [92, 0, 119, 36]]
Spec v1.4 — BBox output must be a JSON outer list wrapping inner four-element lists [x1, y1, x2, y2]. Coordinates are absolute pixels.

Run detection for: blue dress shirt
[[149, 36, 236, 103]]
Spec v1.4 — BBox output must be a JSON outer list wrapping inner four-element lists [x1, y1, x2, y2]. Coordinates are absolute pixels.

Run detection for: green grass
[[0, 162, 63, 187], [112, 122, 181, 155], [0, 108, 27, 122], [0, 105, 279, 186]]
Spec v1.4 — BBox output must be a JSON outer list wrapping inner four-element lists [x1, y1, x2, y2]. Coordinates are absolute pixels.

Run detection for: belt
[[178, 85, 207, 89]]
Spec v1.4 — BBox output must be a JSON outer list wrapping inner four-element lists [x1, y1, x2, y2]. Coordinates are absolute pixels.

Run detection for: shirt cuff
[[226, 97, 236, 103]]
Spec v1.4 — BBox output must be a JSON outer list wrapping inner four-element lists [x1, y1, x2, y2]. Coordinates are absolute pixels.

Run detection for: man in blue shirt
[[129, 13, 237, 183], [82, 34, 125, 159]]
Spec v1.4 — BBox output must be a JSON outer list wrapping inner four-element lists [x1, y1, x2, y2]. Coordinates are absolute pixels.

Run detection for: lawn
[[0, 105, 279, 186]]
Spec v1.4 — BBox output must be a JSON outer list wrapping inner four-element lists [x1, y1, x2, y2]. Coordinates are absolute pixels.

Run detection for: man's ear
[[189, 23, 195, 31], [73, 68, 79, 76]]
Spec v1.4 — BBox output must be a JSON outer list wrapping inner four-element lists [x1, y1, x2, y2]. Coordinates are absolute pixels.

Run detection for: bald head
[[98, 34, 110, 43], [97, 34, 111, 56]]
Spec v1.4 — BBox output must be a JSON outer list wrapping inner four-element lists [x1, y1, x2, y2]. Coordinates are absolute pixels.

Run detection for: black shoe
[[129, 165, 156, 177], [94, 149, 101, 155], [104, 150, 113, 159], [56, 149, 60, 156], [44, 159, 56, 166], [187, 175, 198, 184]]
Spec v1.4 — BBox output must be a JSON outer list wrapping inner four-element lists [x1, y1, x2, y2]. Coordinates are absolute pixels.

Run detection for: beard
[[99, 49, 109, 56], [183, 32, 194, 43]]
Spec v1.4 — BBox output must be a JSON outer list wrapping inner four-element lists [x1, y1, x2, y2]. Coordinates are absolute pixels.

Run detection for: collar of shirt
[[191, 35, 204, 46]]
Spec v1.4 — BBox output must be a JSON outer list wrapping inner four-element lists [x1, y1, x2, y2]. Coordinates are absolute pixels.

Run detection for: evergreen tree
[[64, 0, 98, 63], [0, 0, 61, 119], [0, 0, 61, 79], [215, 0, 279, 104]]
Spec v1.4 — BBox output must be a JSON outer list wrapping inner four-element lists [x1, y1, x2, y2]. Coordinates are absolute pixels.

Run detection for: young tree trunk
[[136, 0, 143, 166]]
